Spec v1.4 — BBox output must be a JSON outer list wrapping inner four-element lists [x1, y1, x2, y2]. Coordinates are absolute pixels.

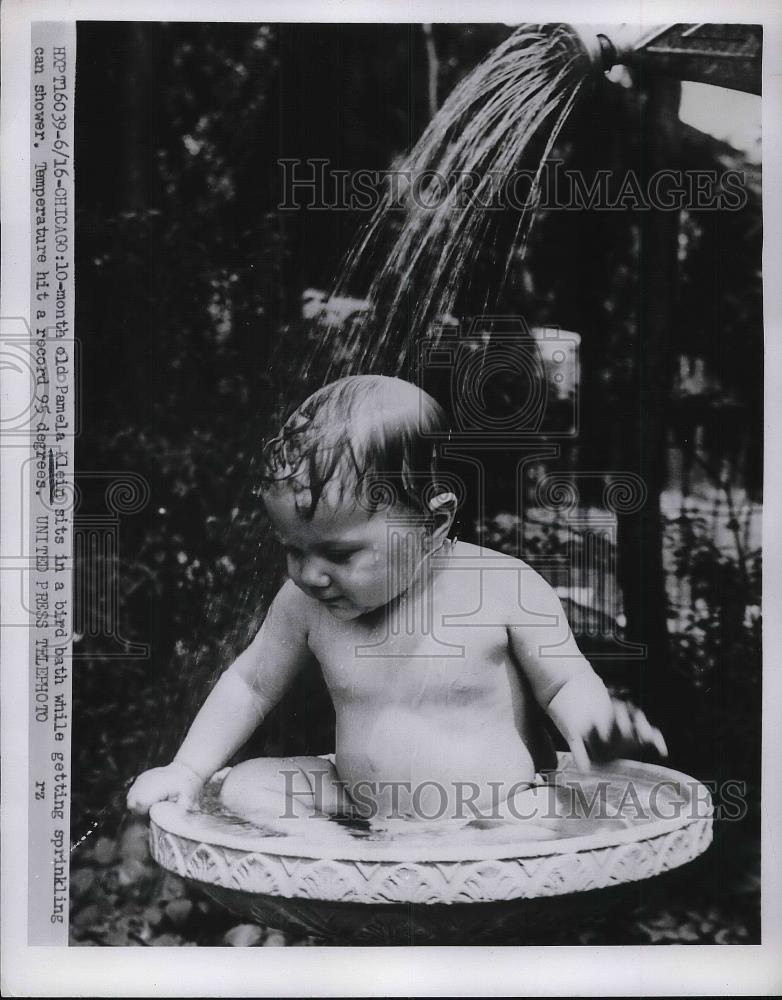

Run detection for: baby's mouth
[[317, 593, 344, 605]]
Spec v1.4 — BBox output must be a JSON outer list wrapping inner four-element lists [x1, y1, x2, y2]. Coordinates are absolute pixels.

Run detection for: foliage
[[668, 513, 761, 688], [664, 509, 762, 793]]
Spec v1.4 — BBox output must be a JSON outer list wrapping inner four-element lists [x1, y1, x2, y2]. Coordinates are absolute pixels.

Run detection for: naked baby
[[128, 375, 666, 834]]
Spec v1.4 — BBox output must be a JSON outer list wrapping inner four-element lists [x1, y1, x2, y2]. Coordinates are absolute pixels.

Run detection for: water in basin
[[184, 757, 694, 856]]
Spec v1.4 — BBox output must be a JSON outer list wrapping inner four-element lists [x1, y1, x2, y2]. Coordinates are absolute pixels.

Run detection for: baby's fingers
[[126, 767, 196, 816], [176, 787, 201, 812], [583, 702, 668, 763], [612, 700, 635, 743], [566, 734, 591, 771], [126, 782, 154, 817], [630, 707, 668, 757], [607, 703, 668, 759], [128, 784, 191, 816]]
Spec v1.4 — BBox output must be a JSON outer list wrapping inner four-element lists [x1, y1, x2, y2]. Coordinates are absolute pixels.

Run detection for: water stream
[[311, 23, 590, 380]]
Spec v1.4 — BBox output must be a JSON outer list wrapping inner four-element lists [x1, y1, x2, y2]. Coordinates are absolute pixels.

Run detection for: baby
[[128, 375, 665, 833]]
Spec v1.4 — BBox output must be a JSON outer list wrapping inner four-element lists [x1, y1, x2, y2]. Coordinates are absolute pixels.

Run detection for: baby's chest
[[313, 620, 515, 704]]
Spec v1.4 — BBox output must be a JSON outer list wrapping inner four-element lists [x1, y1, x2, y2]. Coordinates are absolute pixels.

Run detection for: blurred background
[[70, 22, 761, 946]]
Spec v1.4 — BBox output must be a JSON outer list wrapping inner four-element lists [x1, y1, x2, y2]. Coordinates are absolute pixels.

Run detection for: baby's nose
[[299, 557, 331, 588]]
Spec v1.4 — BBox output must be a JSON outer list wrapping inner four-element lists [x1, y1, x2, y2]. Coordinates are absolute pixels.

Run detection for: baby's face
[[263, 482, 431, 621]]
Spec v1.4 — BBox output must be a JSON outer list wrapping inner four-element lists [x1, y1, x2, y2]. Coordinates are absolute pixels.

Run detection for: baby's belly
[[335, 704, 539, 821]]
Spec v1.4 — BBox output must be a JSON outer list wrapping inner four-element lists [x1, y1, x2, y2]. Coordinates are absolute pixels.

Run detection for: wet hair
[[259, 375, 451, 519]]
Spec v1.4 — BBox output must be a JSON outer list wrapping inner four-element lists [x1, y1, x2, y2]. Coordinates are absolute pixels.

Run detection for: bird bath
[[149, 754, 713, 944]]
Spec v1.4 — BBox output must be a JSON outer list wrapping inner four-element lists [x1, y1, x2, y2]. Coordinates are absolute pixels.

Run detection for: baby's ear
[[428, 491, 457, 514], [427, 491, 458, 545]]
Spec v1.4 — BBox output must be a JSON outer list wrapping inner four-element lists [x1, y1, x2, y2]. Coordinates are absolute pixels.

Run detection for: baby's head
[[261, 375, 451, 516], [259, 375, 456, 618]]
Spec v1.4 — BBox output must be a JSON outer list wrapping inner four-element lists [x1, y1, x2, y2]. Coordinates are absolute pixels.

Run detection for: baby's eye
[[324, 550, 356, 565]]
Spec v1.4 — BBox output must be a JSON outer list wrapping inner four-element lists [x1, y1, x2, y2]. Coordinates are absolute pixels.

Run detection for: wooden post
[[616, 77, 681, 712]]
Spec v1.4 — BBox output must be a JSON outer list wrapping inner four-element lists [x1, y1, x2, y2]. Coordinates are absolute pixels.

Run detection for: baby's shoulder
[[269, 578, 318, 628], [449, 541, 560, 614], [451, 539, 544, 578]]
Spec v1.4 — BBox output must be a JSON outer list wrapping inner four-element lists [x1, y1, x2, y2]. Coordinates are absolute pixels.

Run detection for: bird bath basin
[[149, 754, 713, 944]]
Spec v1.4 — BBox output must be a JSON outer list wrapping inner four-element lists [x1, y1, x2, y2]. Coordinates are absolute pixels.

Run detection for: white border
[[2, 0, 780, 995]]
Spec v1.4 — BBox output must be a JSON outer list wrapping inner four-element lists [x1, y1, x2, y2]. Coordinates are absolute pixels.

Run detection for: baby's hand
[[548, 679, 667, 770], [577, 697, 668, 767], [126, 761, 204, 817]]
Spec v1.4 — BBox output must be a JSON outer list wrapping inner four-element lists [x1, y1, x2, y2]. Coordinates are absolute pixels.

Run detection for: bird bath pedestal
[[149, 755, 713, 945]]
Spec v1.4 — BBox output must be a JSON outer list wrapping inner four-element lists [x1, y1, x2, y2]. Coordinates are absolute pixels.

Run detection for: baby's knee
[[219, 759, 257, 814], [219, 757, 319, 820], [504, 781, 632, 837], [220, 759, 283, 809], [502, 782, 560, 823]]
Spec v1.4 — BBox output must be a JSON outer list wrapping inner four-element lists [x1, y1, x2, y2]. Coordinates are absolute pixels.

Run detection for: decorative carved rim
[[149, 757, 713, 905]]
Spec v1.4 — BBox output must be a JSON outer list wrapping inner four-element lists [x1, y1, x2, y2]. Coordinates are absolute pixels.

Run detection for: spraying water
[[301, 23, 591, 382]]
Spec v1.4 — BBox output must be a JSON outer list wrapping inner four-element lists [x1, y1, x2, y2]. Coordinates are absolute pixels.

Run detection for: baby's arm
[[507, 566, 666, 769], [127, 580, 314, 815]]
